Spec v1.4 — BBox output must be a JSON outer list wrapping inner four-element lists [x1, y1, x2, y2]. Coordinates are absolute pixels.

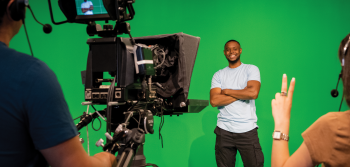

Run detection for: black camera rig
[[48, 0, 208, 166]]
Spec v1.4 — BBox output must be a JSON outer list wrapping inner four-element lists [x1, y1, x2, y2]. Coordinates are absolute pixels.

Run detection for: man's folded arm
[[221, 80, 261, 100], [210, 87, 237, 107]]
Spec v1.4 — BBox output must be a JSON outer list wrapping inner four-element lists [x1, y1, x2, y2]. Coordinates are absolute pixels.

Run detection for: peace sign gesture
[[272, 74, 296, 131]]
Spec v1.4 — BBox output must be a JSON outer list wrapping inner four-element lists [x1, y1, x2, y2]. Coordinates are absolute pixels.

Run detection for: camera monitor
[[75, 0, 108, 16], [57, 0, 111, 23], [74, 0, 110, 21], [50, 0, 135, 25]]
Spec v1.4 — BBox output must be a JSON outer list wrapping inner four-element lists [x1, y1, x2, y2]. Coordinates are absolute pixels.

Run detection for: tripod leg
[[116, 148, 134, 167]]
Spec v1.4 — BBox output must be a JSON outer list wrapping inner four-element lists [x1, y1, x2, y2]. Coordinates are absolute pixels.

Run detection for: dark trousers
[[214, 126, 264, 167]]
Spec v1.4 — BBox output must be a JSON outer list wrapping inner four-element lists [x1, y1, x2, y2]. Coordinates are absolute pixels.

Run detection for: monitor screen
[[75, 0, 108, 16]]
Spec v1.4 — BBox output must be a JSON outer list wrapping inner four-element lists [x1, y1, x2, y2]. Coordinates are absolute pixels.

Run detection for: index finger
[[281, 74, 287, 93]]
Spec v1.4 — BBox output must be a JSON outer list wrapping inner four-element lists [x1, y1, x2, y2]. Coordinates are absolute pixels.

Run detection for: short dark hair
[[0, 0, 11, 25], [338, 34, 350, 107], [224, 40, 241, 48]]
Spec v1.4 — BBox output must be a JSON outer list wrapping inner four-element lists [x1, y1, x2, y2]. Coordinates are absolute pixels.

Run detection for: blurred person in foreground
[[0, 0, 115, 166], [271, 35, 350, 167]]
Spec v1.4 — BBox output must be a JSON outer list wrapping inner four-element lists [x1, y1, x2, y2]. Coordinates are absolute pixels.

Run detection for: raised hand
[[272, 74, 295, 131]]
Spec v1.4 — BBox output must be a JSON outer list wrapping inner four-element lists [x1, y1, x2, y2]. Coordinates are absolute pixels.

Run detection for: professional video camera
[[48, 0, 208, 166]]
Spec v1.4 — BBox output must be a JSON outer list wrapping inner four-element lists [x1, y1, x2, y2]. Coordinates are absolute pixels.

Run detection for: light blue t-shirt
[[81, 1, 93, 15], [211, 63, 261, 133]]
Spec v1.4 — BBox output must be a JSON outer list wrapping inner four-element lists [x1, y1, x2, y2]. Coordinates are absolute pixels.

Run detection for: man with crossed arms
[[210, 40, 264, 167]]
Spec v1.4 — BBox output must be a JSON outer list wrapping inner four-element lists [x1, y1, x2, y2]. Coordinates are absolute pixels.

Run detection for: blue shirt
[[81, 1, 93, 15], [0, 41, 78, 166], [211, 63, 261, 133]]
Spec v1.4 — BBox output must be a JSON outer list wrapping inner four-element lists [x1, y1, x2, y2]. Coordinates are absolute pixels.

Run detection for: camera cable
[[159, 105, 164, 148], [91, 117, 102, 131], [91, 105, 106, 122], [23, 23, 34, 57]]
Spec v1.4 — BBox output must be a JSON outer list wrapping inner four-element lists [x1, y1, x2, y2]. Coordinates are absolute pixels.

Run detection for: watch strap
[[273, 131, 289, 141]]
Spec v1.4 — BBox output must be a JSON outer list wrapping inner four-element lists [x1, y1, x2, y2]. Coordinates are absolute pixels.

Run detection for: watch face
[[273, 131, 281, 139]]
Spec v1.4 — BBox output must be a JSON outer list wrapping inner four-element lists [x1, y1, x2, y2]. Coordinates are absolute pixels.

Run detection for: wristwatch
[[272, 131, 289, 141]]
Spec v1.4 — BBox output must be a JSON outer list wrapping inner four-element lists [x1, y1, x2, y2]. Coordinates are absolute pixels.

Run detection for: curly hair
[[0, 0, 11, 25]]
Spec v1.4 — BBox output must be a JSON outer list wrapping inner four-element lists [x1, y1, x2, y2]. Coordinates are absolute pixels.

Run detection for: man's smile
[[228, 54, 237, 59]]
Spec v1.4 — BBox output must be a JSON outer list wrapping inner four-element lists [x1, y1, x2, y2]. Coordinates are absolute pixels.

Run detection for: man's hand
[[210, 88, 237, 107], [221, 89, 229, 95], [81, 5, 93, 13], [82, 8, 88, 13], [41, 135, 116, 167]]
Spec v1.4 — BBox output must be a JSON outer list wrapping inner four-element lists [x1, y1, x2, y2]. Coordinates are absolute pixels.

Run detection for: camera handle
[[86, 20, 136, 45], [48, 0, 68, 25]]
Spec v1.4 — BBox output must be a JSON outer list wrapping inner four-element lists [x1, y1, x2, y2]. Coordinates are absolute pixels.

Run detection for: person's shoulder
[[317, 111, 340, 123], [311, 112, 334, 127], [301, 112, 345, 164], [211, 67, 227, 79], [10, 48, 53, 77], [242, 63, 259, 69], [1, 46, 44, 69], [303, 112, 339, 135], [2, 45, 28, 58], [320, 111, 350, 127], [15, 52, 49, 71], [215, 67, 229, 74], [240, 63, 259, 73]]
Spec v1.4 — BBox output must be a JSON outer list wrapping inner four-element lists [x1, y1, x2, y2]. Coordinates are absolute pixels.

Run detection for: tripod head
[[93, 109, 151, 167]]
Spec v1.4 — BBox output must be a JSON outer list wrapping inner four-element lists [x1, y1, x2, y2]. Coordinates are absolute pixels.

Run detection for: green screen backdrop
[[9, 0, 350, 166]]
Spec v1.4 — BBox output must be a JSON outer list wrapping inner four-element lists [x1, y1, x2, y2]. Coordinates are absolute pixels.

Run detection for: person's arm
[[25, 61, 115, 167], [81, 3, 87, 13], [82, 8, 88, 13], [40, 136, 116, 167], [271, 74, 314, 167], [210, 87, 238, 107], [272, 141, 314, 167], [221, 80, 261, 100], [89, 1, 94, 10]]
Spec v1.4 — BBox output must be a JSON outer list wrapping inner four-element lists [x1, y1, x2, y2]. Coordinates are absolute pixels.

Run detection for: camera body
[[82, 32, 206, 111]]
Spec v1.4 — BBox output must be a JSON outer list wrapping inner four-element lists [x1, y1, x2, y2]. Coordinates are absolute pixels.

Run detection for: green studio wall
[[9, 0, 350, 166]]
